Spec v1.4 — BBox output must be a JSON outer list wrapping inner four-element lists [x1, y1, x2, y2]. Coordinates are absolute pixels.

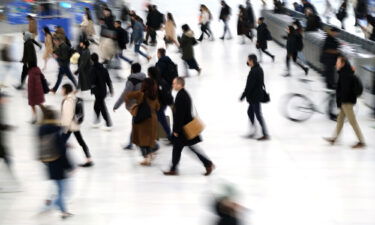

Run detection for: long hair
[[141, 78, 158, 100], [147, 66, 161, 82], [167, 13, 176, 26], [201, 5, 212, 20], [85, 7, 93, 21], [43, 26, 51, 36]]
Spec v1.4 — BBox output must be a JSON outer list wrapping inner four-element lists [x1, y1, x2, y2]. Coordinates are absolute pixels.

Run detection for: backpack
[[158, 78, 174, 106], [353, 75, 363, 97], [165, 61, 178, 86], [38, 132, 60, 163], [74, 97, 84, 124]]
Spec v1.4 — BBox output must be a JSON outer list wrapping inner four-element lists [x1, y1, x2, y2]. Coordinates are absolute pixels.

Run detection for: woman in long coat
[[178, 24, 201, 75], [125, 78, 160, 166], [75, 40, 91, 92], [237, 5, 252, 43], [28, 66, 45, 124]]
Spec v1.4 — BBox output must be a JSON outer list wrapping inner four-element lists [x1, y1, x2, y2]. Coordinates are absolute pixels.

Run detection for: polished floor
[[1, 1, 375, 225]]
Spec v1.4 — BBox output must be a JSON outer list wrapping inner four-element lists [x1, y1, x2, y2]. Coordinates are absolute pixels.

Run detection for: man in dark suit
[[163, 77, 214, 176], [240, 54, 270, 141]]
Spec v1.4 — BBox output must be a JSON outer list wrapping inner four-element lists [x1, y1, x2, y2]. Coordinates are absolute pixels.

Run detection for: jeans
[[52, 65, 77, 92], [94, 96, 112, 127], [134, 44, 148, 59], [157, 105, 171, 139], [63, 131, 91, 158], [247, 103, 268, 136], [116, 52, 133, 64], [171, 144, 212, 171], [222, 19, 231, 38], [53, 179, 67, 213]]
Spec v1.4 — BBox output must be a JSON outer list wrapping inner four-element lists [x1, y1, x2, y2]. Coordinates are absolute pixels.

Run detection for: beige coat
[[43, 34, 53, 60], [61, 94, 80, 132], [81, 15, 96, 37], [165, 20, 176, 40]]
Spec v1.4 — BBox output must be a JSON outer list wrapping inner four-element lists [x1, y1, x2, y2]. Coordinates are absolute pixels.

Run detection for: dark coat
[[90, 62, 113, 98], [241, 63, 265, 103], [22, 39, 37, 67], [156, 55, 175, 86], [336, 64, 357, 107], [237, 8, 250, 35], [303, 2, 318, 15], [54, 42, 70, 67], [77, 48, 91, 91], [256, 23, 269, 49], [320, 34, 340, 66], [125, 91, 160, 147], [173, 88, 201, 146], [178, 31, 196, 60], [39, 123, 72, 180], [115, 27, 128, 50], [246, 3, 255, 28], [104, 15, 115, 30], [28, 67, 45, 106], [146, 10, 164, 29], [219, 4, 231, 21], [286, 32, 299, 53], [305, 14, 321, 31]]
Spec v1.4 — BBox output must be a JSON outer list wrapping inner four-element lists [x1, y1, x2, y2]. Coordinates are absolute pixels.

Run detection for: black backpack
[[158, 78, 174, 106], [38, 132, 61, 163], [165, 61, 178, 86], [74, 97, 84, 124], [353, 75, 363, 97]]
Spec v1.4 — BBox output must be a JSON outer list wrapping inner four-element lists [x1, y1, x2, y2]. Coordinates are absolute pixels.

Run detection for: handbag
[[260, 84, 270, 103], [133, 97, 151, 124], [40, 73, 50, 94], [183, 105, 205, 140]]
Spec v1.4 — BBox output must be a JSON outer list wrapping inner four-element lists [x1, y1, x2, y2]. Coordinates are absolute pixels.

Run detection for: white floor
[[1, 1, 375, 225]]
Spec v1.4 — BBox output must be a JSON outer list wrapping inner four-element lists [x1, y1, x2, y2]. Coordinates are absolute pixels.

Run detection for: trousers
[[247, 103, 268, 136], [63, 131, 91, 158], [334, 104, 365, 143], [171, 144, 212, 171], [52, 65, 77, 92], [94, 96, 112, 127]]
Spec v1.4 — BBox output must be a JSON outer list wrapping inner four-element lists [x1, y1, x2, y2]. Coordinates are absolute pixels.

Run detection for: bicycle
[[281, 78, 338, 122]]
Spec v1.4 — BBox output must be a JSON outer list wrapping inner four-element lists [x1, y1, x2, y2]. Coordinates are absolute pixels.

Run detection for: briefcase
[[183, 117, 204, 140]]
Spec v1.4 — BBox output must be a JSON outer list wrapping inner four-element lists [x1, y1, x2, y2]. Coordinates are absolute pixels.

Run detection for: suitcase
[[157, 116, 170, 139]]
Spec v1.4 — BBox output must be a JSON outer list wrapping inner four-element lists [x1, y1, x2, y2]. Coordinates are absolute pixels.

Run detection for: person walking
[[164, 13, 180, 47], [301, 0, 318, 15], [125, 78, 160, 166], [42, 27, 53, 71], [80, 8, 96, 45], [147, 66, 173, 142], [28, 65, 46, 124], [237, 5, 252, 44], [304, 8, 322, 32], [178, 24, 201, 76], [15, 32, 41, 90], [320, 27, 340, 121], [219, 0, 232, 40], [131, 15, 152, 61], [324, 55, 366, 149], [38, 108, 73, 219], [256, 17, 275, 62], [336, 1, 348, 29], [90, 53, 114, 130], [74, 40, 91, 94], [155, 48, 178, 88], [198, 5, 214, 42], [60, 83, 93, 167], [163, 77, 215, 176], [240, 54, 270, 141], [284, 25, 309, 76], [114, 20, 133, 65], [50, 37, 77, 93], [245, 0, 256, 40], [113, 63, 146, 149], [145, 5, 164, 46], [27, 15, 38, 39]]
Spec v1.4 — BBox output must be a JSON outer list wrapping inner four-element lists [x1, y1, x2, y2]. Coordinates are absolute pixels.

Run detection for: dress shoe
[[351, 142, 366, 149], [163, 170, 178, 176], [204, 164, 215, 176], [79, 162, 94, 167], [123, 144, 133, 150], [257, 136, 270, 141], [323, 137, 336, 145], [61, 212, 73, 220]]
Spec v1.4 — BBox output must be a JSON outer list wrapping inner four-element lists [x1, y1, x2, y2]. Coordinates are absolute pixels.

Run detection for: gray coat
[[113, 72, 146, 110]]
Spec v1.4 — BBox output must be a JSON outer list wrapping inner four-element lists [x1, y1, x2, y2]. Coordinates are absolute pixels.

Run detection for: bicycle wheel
[[283, 94, 315, 122]]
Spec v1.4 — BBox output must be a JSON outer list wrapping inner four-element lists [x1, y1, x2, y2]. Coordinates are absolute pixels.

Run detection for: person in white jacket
[[61, 83, 93, 167]]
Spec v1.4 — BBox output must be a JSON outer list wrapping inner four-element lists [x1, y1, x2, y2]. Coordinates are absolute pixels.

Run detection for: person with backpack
[[38, 107, 73, 219], [60, 83, 92, 167], [90, 53, 114, 130], [148, 66, 173, 142], [283, 25, 309, 77], [198, 5, 214, 42], [256, 17, 275, 62], [219, 1, 233, 40], [125, 78, 160, 166], [155, 48, 178, 88], [113, 63, 146, 149], [178, 24, 201, 76], [114, 20, 133, 64], [50, 37, 77, 93], [324, 55, 365, 149]]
